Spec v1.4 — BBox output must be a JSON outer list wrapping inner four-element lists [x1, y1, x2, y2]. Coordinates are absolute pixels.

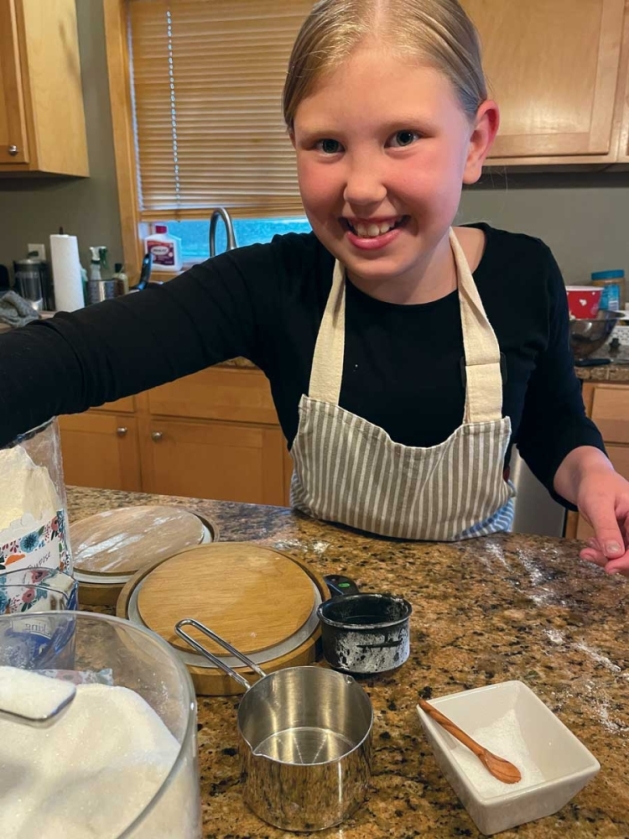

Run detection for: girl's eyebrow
[[293, 127, 340, 145], [295, 112, 435, 142], [295, 116, 436, 143], [379, 116, 438, 132]]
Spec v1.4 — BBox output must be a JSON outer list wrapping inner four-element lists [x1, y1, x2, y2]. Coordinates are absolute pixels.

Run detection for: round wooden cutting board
[[117, 542, 329, 695], [72, 505, 217, 606]]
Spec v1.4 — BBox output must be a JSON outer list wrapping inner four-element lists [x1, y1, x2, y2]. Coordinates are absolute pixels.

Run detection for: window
[[166, 217, 312, 263], [127, 0, 313, 224]]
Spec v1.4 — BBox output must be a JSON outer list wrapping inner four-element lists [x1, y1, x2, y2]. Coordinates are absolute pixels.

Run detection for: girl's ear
[[463, 100, 500, 184]]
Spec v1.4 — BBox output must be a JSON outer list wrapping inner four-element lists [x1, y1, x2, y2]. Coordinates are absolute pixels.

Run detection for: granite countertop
[[574, 350, 629, 383], [67, 487, 629, 839], [216, 357, 257, 370]]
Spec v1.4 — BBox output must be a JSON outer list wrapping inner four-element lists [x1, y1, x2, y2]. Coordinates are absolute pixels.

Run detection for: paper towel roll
[[49, 234, 85, 312]]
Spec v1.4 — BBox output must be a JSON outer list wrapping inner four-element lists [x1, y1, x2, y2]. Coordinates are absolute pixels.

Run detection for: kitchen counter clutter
[[67, 486, 629, 839]]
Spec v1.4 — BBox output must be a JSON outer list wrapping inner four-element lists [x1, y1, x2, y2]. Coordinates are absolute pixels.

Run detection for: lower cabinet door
[[143, 418, 287, 505], [58, 413, 142, 492]]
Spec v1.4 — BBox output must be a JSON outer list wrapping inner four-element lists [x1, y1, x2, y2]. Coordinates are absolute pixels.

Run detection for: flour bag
[[0, 420, 72, 576]]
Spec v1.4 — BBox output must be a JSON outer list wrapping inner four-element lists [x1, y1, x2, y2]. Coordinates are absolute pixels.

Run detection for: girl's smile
[[292, 44, 497, 303], [343, 215, 408, 249]]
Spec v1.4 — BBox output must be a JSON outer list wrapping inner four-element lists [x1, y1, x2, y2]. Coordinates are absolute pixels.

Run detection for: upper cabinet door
[[0, 0, 29, 164], [464, 0, 625, 161]]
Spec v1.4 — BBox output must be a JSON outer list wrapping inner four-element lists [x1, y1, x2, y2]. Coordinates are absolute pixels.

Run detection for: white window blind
[[128, 0, 313, 220]]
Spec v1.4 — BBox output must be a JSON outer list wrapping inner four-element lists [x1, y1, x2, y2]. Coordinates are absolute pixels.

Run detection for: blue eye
[[391, 130, 418, 147], [317, 139, 342, 154]]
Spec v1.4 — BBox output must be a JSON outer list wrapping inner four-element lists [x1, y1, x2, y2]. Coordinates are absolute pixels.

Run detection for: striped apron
[[290, 229, 515, 541]]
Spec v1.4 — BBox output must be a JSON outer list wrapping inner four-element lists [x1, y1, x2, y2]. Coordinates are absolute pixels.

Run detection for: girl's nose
[[342, 158, 387, 208]]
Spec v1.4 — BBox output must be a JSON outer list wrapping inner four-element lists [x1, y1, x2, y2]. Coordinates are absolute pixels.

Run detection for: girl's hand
[[577, 469, 629, 574], [554, 447, 629, 575]]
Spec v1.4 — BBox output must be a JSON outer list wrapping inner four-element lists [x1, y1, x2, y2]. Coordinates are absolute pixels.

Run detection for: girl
[[0, 0, 627, 572]]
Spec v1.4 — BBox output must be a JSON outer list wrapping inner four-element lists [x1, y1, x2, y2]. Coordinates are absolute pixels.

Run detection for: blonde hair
[[283, 0, 487, 128]]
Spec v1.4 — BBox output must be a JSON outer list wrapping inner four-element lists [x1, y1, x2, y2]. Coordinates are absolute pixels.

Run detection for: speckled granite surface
[[68, 487, 629, 839], [574, 358, 629, 383], [216, 356, 257, 369]]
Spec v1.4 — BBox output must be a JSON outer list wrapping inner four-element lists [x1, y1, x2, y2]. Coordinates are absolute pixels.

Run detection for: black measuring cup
[[319, 575, 412, 675]]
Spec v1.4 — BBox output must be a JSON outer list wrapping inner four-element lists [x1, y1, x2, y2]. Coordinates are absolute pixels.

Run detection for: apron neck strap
[[449, 229, 503, 423], [308, 229, 503, 423], [308, 258, 346, 405]]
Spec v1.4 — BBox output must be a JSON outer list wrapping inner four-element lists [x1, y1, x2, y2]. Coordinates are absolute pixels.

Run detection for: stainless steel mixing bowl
[[569, 310, 624, 359]]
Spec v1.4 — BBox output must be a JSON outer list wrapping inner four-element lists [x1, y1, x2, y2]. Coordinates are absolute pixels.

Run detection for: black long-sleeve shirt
[[0, 223, 604, 506]]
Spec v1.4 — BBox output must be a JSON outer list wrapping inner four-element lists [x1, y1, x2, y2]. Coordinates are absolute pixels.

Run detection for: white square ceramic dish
[[417, 680, 600, 836]]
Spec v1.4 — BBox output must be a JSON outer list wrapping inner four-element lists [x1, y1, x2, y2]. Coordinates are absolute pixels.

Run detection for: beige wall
[[460, 171, 629, 284], [0, 0, 628, 287], [0, 0, 123, 275]]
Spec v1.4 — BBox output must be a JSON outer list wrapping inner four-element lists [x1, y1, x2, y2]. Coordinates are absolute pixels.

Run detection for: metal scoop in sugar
[[0, 666, 76, 727]]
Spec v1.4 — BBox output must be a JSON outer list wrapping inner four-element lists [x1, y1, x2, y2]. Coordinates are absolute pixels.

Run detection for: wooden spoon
[[418, 698, 522, 784]]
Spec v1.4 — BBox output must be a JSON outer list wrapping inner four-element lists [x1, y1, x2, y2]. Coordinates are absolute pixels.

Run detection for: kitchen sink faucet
[[209, 207, 238, 257]]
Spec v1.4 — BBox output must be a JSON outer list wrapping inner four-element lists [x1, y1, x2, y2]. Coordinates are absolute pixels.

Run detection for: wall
[[460, 171, 629, 284], [0, 0, 123, 275], [0, 0, 628, 287]]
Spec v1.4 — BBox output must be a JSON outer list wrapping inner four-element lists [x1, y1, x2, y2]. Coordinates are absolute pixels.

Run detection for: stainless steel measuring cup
[[175, 618, 373, 832]]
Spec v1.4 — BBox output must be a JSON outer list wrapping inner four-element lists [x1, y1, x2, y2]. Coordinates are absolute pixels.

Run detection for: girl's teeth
[[353, 221, 397, 238]]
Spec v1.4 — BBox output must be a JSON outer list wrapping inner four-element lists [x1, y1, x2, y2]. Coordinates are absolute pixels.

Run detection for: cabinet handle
[[151, 431, 163, 442], [8, 145, 18, 156], [116, 427, 128, 437]]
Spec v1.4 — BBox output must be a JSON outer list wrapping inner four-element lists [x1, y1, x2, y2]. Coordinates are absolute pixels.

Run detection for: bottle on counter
[[87, 246, 117, 305], [12, 252, 45, 311], [113, 262, 129, 295], [591, 270, 624, 311], [145, 224, 182, 272], [89, 246, 103, 281]]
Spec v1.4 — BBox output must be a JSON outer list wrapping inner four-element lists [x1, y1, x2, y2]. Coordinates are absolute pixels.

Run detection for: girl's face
[[292, 45, 497, 299]]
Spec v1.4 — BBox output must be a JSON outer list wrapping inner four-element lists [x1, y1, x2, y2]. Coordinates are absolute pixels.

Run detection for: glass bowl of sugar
[[417, 680, 599, 836], [0, 611, 202, 839]]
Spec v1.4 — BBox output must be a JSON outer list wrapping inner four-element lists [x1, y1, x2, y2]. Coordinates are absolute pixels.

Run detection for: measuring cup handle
[[175, 618, 267, 691], [324, 574, 360, 597]]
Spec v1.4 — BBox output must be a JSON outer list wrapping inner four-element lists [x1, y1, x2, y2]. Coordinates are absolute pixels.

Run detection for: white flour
[[0, 676, 182, 838], [0, 446, 61, 532]]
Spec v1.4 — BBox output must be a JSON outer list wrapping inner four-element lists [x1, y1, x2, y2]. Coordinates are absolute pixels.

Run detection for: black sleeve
[[516, 246, 606, 508], [0, 243, 278, 447]]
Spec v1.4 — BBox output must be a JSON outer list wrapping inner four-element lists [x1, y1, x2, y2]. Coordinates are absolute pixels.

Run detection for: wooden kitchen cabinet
[[462, 0, 626, 166], [140, 417, 287, 505], [58, 411, 142, 492], [589, 383, 629, 443], [58, 366, 293, 506], [0, 0, 88, 175], [616, 3, 629, 162], [142, 367, 290, 504], [147, 366, 280, 425]]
